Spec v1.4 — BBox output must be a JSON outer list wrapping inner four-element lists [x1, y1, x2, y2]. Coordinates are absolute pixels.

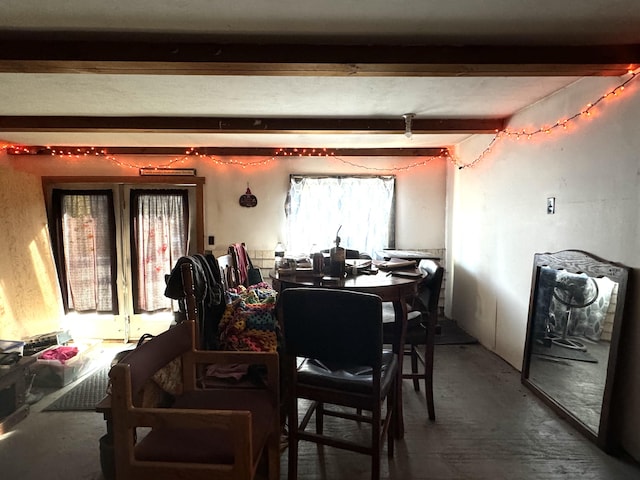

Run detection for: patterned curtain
[[285, 175, 395, 257], [132, 191, 188, 312], [61, 192, 116, 312]]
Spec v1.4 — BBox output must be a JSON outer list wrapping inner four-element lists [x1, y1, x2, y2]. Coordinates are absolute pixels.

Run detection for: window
[[51, 189, 118, 313], [45, 177, 203, 340], [51, 188, 189, 315], [130, 190, 189, 313], [285, 175, 395, 256]]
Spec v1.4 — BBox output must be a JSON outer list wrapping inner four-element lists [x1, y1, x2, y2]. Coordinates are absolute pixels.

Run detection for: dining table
[[270, 266, 422, 438]]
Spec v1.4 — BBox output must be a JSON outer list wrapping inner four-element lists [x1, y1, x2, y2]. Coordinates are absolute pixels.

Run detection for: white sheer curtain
[[285, 175, 395, 257], [134, 192, 188, 312], [62, 193, 115, 312]]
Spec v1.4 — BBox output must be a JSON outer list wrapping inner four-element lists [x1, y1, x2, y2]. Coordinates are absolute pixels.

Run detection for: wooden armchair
[[109, 319, 280, 480]]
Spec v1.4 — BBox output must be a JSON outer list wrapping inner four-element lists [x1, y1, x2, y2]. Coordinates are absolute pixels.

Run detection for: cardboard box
[[32, 340, 100, 388]]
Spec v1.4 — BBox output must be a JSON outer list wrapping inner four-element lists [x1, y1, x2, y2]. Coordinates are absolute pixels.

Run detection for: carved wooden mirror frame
[[521, 250, 630, 452]]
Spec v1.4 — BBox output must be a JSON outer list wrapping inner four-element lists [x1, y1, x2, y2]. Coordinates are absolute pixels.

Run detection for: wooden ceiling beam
[[0, 116, 505, 134], [9, 146, 449, 157], [0, 39, 638, 76]]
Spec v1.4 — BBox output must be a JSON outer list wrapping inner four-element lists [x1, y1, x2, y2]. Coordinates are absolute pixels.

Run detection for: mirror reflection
[[528, 266, 618, 433], [522, 250, 630, 450]]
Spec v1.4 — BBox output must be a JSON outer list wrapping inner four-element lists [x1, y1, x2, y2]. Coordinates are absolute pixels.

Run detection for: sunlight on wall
[[0, 157, 63, 339], [0, 281, 15, 327], [29, 229, 59, 309]]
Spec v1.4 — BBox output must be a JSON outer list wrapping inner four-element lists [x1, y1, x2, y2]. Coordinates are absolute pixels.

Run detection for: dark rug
[[532, 342, 598, 363], [43, 365, 110, 411], [435, 318, 478, 345]]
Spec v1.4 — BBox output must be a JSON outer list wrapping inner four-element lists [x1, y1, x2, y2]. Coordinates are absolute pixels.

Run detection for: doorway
[[43, 176, 204, 341]]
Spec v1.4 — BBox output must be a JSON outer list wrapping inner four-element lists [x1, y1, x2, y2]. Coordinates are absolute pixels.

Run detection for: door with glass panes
[[48, 182, 199, 341]]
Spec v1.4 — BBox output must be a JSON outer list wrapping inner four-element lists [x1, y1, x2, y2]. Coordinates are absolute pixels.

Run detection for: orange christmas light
[[449, 70, 639, 169], [2, 70, 638, 172]]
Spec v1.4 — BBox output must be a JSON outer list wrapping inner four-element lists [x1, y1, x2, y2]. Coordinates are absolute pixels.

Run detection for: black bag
[[247, 256, 263, 285]]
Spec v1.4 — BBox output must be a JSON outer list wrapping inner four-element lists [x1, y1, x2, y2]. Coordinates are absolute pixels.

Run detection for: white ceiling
[[1, 1, 639, 152]]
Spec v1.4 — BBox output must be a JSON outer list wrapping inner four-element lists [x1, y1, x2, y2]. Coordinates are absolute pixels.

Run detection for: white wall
[[6, 152, 446, 254], [200, 155, 447, 255], [0, 152, 447, 337], [447, 74, 640, 459]]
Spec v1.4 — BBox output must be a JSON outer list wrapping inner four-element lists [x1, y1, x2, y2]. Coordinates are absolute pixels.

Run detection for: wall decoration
[[239, 185, 258, 207]]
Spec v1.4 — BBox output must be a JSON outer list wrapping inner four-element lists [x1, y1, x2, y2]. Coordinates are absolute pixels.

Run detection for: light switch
[[547, 197, 555, 215]]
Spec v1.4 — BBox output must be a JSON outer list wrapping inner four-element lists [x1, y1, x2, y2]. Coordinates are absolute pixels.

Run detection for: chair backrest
[[115, 321, 193, 407], [228, 243, 251, 286], [415, 259, 445, 316], [217, 253, 239, 291], [279, 287, 383, 367]]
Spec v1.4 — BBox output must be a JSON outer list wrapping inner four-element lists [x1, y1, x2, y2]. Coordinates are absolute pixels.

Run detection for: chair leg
[[387, 384, 395, 458], [410, 345, 420, 392], [425, 372, 435, 419], [268, 429, 281, 480], [425, 341, 436, 421], [371, 402, 381, 480], [316, 402, 324, 434], [288, 399, 299, 480]]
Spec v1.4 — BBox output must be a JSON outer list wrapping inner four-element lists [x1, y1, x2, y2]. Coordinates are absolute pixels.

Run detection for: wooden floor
[[1, 343, 639, 479]]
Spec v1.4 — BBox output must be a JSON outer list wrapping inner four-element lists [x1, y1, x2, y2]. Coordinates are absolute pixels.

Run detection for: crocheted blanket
[[218, 283, 279, 352]]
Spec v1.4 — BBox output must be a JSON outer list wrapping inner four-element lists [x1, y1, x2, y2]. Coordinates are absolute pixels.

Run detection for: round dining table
[[270, 268, 421, 438]]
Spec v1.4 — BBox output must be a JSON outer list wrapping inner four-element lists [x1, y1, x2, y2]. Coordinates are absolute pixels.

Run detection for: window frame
[[285, 174, 396, 256], [43, 176, 205, 315]]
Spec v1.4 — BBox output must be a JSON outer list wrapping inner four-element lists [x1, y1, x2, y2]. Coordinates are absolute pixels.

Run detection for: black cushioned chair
[[279, 287, 398, 480], [382, 259, 445, 421]]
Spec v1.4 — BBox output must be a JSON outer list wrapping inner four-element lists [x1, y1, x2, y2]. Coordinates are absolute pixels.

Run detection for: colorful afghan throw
[[218, 283, 279, 352]]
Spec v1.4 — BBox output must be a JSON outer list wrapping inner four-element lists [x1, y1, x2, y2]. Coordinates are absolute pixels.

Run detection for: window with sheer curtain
[[131, 190, 189, 313], [53, 190, 118, 313], [285, 175, 395, 257], [52, 189, 188, 315]]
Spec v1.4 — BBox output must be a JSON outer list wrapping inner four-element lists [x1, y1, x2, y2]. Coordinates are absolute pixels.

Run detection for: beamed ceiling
[[1, 1, 640, 156]]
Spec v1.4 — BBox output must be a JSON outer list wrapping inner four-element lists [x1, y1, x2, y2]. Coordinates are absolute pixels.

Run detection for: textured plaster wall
[[0, 152, 64, 340], [447, 75, 640, 460]]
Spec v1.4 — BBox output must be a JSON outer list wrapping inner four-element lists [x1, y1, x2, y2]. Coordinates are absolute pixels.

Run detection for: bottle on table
[[329, 226, 345, 277], [274, 242, 285, 270]]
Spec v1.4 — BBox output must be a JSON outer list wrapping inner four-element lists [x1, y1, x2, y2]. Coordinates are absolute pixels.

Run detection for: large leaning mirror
[[521, 250, 630, 451]]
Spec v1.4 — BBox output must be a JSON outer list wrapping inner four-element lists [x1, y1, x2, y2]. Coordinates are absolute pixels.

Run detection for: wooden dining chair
[[382, 259, 444, 420], [217, 253, 240, 291], [279, 287, 398, 480], [104, 262, 281, 480]]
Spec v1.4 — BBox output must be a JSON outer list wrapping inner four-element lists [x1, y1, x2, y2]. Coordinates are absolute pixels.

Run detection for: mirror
[[522, 250, 630, 451]]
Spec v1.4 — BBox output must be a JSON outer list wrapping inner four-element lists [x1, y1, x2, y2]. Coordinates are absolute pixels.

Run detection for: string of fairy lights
[[1, 70, 638, 172], [455, 68, 640, 170]]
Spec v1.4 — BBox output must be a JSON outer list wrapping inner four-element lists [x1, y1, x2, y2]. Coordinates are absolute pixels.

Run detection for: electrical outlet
[[208, 235, 215, 245], [547, 197, 555, 215]]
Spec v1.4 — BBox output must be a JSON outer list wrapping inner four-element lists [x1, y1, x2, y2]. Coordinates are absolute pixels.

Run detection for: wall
[[0, 151, 447, 338], [0, 153, 64, 340], [447, 75, 640, 460]]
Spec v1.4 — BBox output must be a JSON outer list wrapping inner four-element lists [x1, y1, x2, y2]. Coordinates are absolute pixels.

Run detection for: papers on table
[[375, 258, 417, 271]]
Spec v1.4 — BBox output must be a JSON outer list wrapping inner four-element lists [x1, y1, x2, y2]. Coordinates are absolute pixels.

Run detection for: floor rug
[[43, 365, 110, 411], [435, 318, 478, 345]]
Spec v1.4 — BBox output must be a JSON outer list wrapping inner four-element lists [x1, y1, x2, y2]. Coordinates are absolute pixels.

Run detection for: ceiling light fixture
[[403, 113, 415, 138]]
